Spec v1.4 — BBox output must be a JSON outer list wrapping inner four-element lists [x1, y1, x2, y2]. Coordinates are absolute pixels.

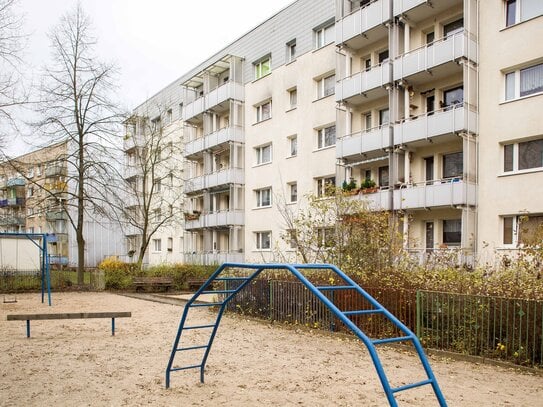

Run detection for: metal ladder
[[165, 263, 447, 407]]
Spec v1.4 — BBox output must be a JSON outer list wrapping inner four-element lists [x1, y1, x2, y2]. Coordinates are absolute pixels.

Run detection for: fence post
[[416, 290, 421, 339]]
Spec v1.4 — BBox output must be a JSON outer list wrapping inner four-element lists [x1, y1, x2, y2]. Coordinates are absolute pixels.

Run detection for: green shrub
[[147, 263, 217, 290], [99, 257, 134, 290]]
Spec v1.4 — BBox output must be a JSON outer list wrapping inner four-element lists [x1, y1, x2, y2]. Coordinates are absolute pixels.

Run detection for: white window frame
[[504, 62, 543, 101], [286, 40, 296, 63], [316, 176, 336, 197], [502, 137, 543, 174], [153, 238, 162, 252], [255, 187, 272, 208], [167, 237, 173, 252], [255, 231, 271, 250], [505, 0, 543, 27], [316, 125, 336, 149], [316, 74, 335, 99], [314, 23, 334, 49], [288, 88, 297, 110], [256, 100, 272, 123], [502, 214, 543, 247], [154, 208, 162, 223], [288, 182, 297, 203], [254, 57, 271, 80], [255, 144, 272, 165], [288, 135, 298, 157]]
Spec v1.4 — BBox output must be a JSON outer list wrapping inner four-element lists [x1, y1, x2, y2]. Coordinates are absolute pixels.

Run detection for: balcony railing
[[0, 199, 7, 207], [393, 31, 478, 81], [123, 165, 141, 180], [336, 126, 390, 159], [184, 209, 244, 230], [183, 81, 245, 122], [394, 103, 478, 145], [184, 168, 244, 194], [184, 251, 244, 266], [336, 0, 390, 46], [46, 211, 68, 221], [393, 0, 427, 16], [351, 188, 392, 211], [44, 181, 68, 193], [185, 126, 244, 158], [45, 165, 66, 178], [335, 61, 391, 104], [395, 179, 476, 210], [6, 177, 25, 187], [0, 215, 25, 226], [6, 197, 25, 207], [123, 132, 146, 151]]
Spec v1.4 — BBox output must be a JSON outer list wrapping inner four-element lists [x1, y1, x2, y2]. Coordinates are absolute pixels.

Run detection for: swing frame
[[0, 232, 52, 306]]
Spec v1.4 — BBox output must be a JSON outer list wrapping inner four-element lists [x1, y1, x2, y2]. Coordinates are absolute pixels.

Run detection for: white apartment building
[[128, 0, 543, 267]]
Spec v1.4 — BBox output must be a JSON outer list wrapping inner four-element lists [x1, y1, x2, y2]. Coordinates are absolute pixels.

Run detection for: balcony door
[[425, 156, 434, 184], [425, 222, 434, 251], [443, 86, 463, 110]]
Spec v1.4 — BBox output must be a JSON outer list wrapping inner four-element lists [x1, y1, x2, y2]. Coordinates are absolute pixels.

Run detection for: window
[[255, 144, 272, 165], [289, 182, 297, 203], [316, 74, 335, 98], [317, 125, 336, 149], [505, 63, 543, 100], [363, 113, 372, 131], [288, 88, 297, 109], [256, 188, 272, 207], [179, 103, 183, 117], [287, 229, 297, 249], [426, 31, 435, 45], [153, 238, 162, 252], [317, 227, 334, 248], [153, 179, 161, 192], [443, 18, 463, 38], [288, 135, 297, 157], [443, 219, 462, 246], [505, 0, 543, 27], [154, 208, 162, 223], [256, 101, 272, 122], [379, 108, 389, 126], [315, 23, 334, 49], [362, 57, 372, 71], [443, 152, 463, 179], [503, 215, 543, 245], [443, 86, 464, 109], [27, 168, 34, 178], [287, 40, 296, 63], [378, 50, 389, 64], [26, 186, 33, 198], [166, 109, 173, 125], [254, 57, 271, 80], [167, 237, 173, 252], [151, 117, 161, 132], [316, 176, 336, 197], [503, 138, 543, 172], [378, 166, 389, 187], [503, 216, 514, 245], [255, 231, 271, 250]]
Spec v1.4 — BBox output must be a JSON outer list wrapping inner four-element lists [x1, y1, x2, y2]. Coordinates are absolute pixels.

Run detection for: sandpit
[[1, 292, 542, 406]]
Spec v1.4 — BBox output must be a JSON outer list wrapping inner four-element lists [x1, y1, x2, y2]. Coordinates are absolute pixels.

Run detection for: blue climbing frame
[[0, 232, 52, 306], [166, 263, 447, 406]]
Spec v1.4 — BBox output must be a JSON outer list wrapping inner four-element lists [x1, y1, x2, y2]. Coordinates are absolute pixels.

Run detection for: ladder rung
[[202, 290, 236, 294], [342, 309, 383, 316], [176, 345, 209, 351], [190, 302, 223, 307], [214, 277, 250, 281], [169, 364, 202, 372], [372, 336, 413, 345], [183, 324, 215, 330], [392, 379, 433, 393], [316, 285, 355, 291]]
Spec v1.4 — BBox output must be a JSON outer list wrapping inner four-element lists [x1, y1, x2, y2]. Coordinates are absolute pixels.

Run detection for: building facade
[[128, 0, 543, 266]]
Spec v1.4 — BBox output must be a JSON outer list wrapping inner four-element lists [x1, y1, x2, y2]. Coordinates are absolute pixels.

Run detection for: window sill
[[498, 167, 543, 177], [286, 107, 297, 113], [500, 91, 543, 105], [286, 154, 297, 159], [253, 162, 272, 168], [286, 201, 297, 205], [253, 205, 272, 210], [312, 42, 334, 53], [286, 59, 297, 66], [313, 94, 334, 103], [253, 249, 272, 252], [499, 15, 543, 32], [313, 145, 335, 153], [252, 72, 272, 83], [253, 117, 272, 126]]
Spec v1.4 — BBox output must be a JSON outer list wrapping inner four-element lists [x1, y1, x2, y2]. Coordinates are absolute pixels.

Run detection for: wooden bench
[[7, 312, 132, 338], [133, 276, 173, 292], [186, 278, 214, 291]]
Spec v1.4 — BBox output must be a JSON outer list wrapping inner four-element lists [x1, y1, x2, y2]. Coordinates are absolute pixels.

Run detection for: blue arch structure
[[166, 263, 447, 406], [0, 232, 52, 306]]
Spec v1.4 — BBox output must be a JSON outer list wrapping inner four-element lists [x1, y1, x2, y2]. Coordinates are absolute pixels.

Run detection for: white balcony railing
[[351, 188, 392, 211], [184, 209, 244, 230], [394, 103, 478, 145], [123, 164, 141, 180], [393, 31, 478, 81], [336, 0, 390, 45], [183, 81, 245, 122], [393, 0, 427, 16], [184, 168, 245, 194], [335, 61, 391, 103], [395, 179, 476, 210], [336, 126, 390, 158], [185, 126, 245, 157], [123, 132, 146, 151], [184, 251, 244, 265]]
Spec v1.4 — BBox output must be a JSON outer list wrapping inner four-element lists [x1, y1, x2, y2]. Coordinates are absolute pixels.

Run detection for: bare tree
[[121, 109, 184, 270], [34, 4, 123, 283], [0, 0, 27, 144]]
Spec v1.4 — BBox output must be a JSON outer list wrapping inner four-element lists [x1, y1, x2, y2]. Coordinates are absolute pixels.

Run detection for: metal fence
[[226, 279, 543, 368], [0, 269, 105, 292]]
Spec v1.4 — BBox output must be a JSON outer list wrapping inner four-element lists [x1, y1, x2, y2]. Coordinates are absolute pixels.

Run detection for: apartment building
[[0, 141, 124, 267], [129, 0, 543, 266]]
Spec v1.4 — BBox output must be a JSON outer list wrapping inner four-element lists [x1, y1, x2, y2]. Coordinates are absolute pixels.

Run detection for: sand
[[1, 292, 542, 406]]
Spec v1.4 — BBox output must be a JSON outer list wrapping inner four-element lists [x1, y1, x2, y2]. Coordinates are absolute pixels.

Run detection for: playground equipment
[[166, 263, 447, 406], [0, 233, 52, 306]]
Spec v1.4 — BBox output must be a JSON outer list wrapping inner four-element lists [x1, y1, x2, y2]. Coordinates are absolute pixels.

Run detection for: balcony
[[185, 126, 244, 158], [336, 126, 390, 160], [6, 177, 25, 187], [0, 215, 25, 226], [395, 179, 476, 210], [351, 188, 392, 211], [335, 62, 391, 105], [184, 168, 244, 194], [184, 210, 244, 230], [123, 164, 141, 180], [46, 211, 68, 221], [394, 103, 478, 146], [336, 0, 390, 49], [184, 251, 244, 266], [7, 197, 25, 207], [49, 255, 69, 266], [183, 81, 244, 122], [45, 165, 66, 178], [44, 180, 68, 193], [0, 199, 7, 207], [394, 0, 463, 23], [123, 132, 146, 151], [393, 31, 478, 84]]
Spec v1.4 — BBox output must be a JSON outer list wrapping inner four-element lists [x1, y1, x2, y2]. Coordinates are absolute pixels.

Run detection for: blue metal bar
[[26, 320, 30, 338], [177, 345, 208, 351], [372, 336, 413, 345], [112, 318, 115, 336], [214, 277, 250, 280], [170, 364, 202, 372], [316, 285, 355, 291], [183, 324, 215, 330], [189, 302, 223, 308], [202, 290, 236, 294], [391, 379, 433, 393], [343, 309, 382, 316]]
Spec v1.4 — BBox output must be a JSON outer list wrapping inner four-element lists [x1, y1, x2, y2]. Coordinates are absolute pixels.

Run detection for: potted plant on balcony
[[341, 178, 358, 195], [361, 178, 378, 194], [184, 212, 199, 221]]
